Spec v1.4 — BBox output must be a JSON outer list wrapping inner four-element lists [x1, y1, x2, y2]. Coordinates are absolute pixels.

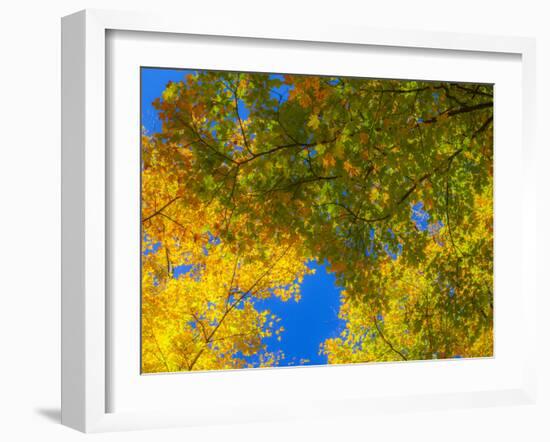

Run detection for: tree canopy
[[141, 70, 493, 372]]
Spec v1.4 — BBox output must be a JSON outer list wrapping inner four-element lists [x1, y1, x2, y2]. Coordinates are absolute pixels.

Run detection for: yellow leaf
[[333, 142, 345, 160], [307, 113, 320, 130]]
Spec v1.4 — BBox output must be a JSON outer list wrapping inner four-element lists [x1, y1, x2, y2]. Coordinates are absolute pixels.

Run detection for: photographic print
[[141, 68, 493, 374]]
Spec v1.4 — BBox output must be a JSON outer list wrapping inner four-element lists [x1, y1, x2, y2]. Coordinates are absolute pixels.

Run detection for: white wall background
[[0, 1, 547, 440]]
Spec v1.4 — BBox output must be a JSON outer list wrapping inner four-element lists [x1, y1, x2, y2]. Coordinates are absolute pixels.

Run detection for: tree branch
[[419, 101, 493, 125], [373, 315, 408, 361], [231, 76, 254, 156], [142, 196, 181, 223], [187, 244, 293, 370]]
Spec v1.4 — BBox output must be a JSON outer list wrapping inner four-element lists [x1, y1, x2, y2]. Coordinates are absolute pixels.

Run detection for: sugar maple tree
[[142, 70, 493, 372], [141, 135, 313, 372]]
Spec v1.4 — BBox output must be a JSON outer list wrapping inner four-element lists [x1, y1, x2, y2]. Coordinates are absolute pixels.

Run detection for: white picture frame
[[61, 9, 537, 433]]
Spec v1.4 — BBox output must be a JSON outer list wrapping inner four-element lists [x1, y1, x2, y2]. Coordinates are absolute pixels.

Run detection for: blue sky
[[253, 261, 345, 366], [141, 67, 345, 366]]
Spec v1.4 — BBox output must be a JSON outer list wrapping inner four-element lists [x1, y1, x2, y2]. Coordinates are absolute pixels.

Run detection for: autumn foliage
[[141, 70, 493, 373]]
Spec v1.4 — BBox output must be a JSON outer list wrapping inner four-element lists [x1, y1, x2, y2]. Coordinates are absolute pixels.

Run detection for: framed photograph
[[61, 9, 537, 432]]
